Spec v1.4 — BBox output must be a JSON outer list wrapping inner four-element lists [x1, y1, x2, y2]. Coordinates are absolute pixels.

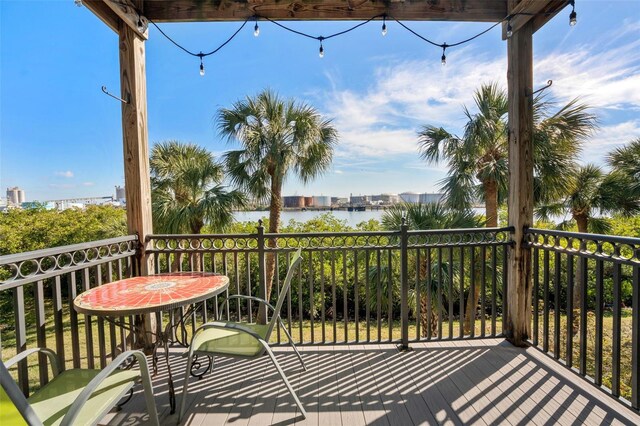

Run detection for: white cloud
[[321, 22, 640, 161], [582, 120, 640, 164], [535, 38, 640, 110], [82, 182, 95, 187], [55, 170, 74, 178], [49, 183, 75, 189]]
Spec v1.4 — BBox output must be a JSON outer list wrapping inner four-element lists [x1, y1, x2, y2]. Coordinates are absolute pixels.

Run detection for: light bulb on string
[[381, 16, 387, 36], [441, 45, 447, 66], [506, 21, 513, 38], [569, 0, 577, 26], [198, 53, 205, 76], [318, 39, 325, 58], [74, 0, 83, 7], [254, 22, 260, 37]]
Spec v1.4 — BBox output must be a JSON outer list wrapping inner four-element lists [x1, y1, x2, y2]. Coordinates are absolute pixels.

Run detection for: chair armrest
[[60, 350, 151, 426], [217, 295, 276, 318], [5, 348, 61, 377]]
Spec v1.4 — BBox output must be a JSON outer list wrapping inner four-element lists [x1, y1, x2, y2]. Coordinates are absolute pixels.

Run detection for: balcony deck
[[103, 338, 640, 426]]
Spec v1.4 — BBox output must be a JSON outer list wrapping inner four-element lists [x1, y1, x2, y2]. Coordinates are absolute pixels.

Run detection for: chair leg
[[141, 372, 160, 426], [261, 341, 307, 419], [178, 352, 195, 423], [279, 319, 307, 371]]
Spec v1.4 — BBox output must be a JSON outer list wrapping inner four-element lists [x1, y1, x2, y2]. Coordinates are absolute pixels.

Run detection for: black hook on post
[[101, 86, 129, 104], [528, 80, 553, 97]]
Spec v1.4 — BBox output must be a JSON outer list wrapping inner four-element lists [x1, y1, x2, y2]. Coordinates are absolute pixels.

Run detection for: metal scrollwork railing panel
[[0, 235, 138, 290], [525, 228, 640, 266]]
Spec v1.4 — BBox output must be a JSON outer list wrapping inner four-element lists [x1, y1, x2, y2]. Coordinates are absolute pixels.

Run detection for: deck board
[[104, 338, 640, 426]]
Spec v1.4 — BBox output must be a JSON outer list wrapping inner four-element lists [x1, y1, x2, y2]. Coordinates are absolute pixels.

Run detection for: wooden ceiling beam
[[83, 0, 120, 33], [501, 0, 568, 40], [532, 0, 568, 34], [142, 0, 508, 23], [104, 0, 149, 40]]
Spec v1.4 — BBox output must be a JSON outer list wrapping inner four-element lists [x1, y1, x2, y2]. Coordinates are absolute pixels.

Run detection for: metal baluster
[[566, 254, 574, 368], [612, 261, 622, 397], [543, 249, 550, 353], [554, 251, 561, 359], [595, 259, 604, 385], [34, 280, 48, 386], [491, 245, 497, 337]]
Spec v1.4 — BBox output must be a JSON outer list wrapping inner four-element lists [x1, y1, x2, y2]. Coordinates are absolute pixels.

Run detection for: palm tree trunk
[[189, 222, 204, 272], [484, 179, 499, 228], [259, 177, 282, 324], [418, 251, 437, 338], [572, 213, 589, 336], [463, 180, 497, 334]]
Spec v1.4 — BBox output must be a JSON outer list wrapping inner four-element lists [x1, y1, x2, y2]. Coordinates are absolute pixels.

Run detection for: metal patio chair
[[0, 348, 159, 426], [179, 248, 306, 422]]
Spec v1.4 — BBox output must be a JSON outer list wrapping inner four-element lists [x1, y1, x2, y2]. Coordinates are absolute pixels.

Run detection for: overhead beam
[[83, 0, 120, 33], [501, 0, 567, 39], [532, 0, 568, 33], [105, 0, 149, 40], [143, 0, 507, 22]]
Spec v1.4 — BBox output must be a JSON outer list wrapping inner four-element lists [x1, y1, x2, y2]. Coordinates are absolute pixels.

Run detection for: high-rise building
[[6, 187, 25, 206], [115, 185, 126, 203]]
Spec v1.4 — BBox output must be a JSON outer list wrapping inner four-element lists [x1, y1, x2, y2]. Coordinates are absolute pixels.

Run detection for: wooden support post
[[119, 22, 155, 350], [505, 18, 534, 347]]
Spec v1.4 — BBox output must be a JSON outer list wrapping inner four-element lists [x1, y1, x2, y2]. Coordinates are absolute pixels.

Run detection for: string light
[[149, 7, 572, 70], [569, 0, 577, 26], [74, 0, 82, 6], [198, 53, 205, 76]]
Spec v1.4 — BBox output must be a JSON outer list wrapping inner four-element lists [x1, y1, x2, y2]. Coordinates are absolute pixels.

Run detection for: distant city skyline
[[1, 2, 639, 201]]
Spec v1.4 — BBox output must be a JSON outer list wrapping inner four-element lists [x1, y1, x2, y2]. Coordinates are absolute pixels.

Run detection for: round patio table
[[73, 272, 229, 414]]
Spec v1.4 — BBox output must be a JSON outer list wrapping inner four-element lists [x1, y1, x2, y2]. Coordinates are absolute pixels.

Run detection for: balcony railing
[[0, 236, 139, 396], [146, 225, 514, 348], [525, 228, 640, 411], [7, 225, 640, 415]]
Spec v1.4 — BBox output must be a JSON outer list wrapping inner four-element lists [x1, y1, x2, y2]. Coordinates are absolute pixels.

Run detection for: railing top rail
[[147, 233, 257, 240], [526, 227, 640, 246], [408, 226, 514, 236], [0, 235, 138, 266]]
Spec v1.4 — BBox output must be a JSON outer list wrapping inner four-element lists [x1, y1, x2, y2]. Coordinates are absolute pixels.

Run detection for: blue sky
[[1, 0, 639, 202]]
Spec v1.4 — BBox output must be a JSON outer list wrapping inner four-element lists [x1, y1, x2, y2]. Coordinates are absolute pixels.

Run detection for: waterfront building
[[371, 193, 400, 204], [312, 195, 332, 207], [400, 191, 420, 203], [115, 185, 126, 203], [6, 186, 25, 206], [350, 194, 370, 205], [419, 193, 444, 204], [283, 195, 305, 208], [304, 196, 313, 207]]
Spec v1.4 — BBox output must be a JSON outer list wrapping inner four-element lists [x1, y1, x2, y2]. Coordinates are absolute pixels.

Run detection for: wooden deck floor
[[104, 339, 640, 426]]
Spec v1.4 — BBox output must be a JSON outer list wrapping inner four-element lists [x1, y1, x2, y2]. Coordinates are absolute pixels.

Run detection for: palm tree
[[536, 164, 640, 234], [536, 163, 640, 335], [150, 141, 245, 269], [381, 202, 483, 337], [418, 83, 596, 332], [217, 90, 338, 312], [607, 138, 640, 197]]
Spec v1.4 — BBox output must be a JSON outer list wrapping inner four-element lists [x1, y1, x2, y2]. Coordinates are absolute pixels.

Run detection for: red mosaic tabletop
[[73, 272, 229, 316]]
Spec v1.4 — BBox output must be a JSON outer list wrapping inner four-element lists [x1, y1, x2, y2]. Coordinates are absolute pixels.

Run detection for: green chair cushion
[[192, 323, 269, 357], [1, 388, 27, 425], [27, 368, 139, 426]]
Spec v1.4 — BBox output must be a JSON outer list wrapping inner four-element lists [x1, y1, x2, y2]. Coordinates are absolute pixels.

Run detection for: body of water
[[234, 208, 487, 228]]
